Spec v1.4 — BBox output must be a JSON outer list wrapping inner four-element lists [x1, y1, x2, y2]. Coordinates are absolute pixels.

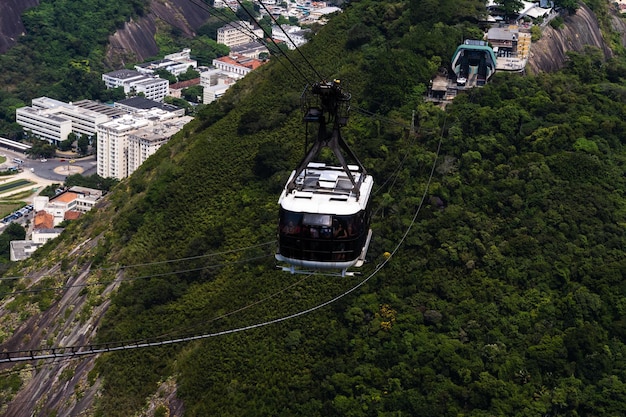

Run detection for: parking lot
[[2, 204, 34, 224]]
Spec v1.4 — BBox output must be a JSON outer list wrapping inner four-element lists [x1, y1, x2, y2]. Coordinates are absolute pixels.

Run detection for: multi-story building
[[114, 97, 185, 117], [16, 107, 73, 144], [135, 48, 198, 77], [127, 116, 193, 175], [217, 21, 264, 48], [98, 110, 192, 179], [31, 228, 64, 245], [201, 69, 236, 104], [102, 69, 170, 102], [212, 54, 265, 80], [97, 115, 150, 179], [16, 97, 110, 144], [229, 41, 269, 59], [69, 186, 104, 213], [271, 25, 311, 50], [168, 78, 202, 99]]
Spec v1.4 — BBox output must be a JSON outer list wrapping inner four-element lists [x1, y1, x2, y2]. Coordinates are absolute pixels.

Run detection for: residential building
[[127, 116, 193, 175], [98, 111, 192, 179], [44, 191, 80, 225], [301, 6, 341, 24], [97, 114, 150, 179], [33, 187, 102, 226], [16, 97, 111, 144], [135, 48, 198, 77], [229, 41, 269, 59], [10, 227, 64, 260], [102, 69, 169, 102], [212, 54, 266, 80], [217, 21, 264, 48], [201, 69, 236, 104], [271, 24, 310, 50]]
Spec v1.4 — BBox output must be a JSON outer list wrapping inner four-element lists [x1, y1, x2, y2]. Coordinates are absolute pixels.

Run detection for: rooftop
[[51, 191, 80, 204], [116, 97, 182, 113]]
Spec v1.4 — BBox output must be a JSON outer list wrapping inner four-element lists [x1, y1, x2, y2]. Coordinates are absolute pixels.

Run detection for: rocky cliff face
[[527, 3, 615, 74], [104, 0, 212, 68], [0, 0, 39, 53]]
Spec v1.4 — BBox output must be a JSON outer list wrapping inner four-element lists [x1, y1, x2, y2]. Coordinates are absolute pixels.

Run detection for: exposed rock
[[0, 236, 118, 417], [423, 309, 443, 325], [528, 3, 613, 74], [104, 0, 212, 68], [0, 0, 211, 67], [0, 0, 39, 53]]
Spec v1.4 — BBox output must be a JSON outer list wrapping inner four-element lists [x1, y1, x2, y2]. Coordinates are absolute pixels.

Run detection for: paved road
[[0, 148, 98, 230], [0, 148, 97, 182]]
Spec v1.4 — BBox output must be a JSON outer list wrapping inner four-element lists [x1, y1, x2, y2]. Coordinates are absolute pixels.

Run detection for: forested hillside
[[4, 0, 626, 416]]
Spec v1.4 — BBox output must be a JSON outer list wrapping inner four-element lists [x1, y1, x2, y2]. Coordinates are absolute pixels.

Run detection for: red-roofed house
[[212, 54, 266, 80], [34, 211, 54, 230], [169, 78, 201, 99], [32, 187, 103, 226], [64, 210, 82, 221]]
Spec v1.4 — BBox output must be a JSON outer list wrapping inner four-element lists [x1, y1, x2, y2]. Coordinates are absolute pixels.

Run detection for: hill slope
[[4, 1, 626, 416]]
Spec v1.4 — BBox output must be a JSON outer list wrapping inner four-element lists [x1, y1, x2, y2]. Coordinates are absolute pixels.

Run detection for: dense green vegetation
[[0, 0, 230, 139], [5, 0, 626, 415], [0, 0, 148, 139], [71, 0, 626, 415]]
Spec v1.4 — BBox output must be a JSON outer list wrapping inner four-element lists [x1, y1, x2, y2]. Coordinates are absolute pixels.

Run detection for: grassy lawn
[[0, 201, 25, 218]]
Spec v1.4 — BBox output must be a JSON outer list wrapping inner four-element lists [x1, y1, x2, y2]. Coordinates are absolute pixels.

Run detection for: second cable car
[[276, 80, 373, 276]]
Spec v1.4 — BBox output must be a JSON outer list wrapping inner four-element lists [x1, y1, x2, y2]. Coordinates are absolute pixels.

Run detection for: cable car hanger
[[286, 79, 367, 199]]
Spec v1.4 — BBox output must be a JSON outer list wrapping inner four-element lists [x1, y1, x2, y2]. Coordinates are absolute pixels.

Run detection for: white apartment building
[[97, 115, 150, 179], [201, 69, 236, 104], [102, 69, 170, 102], [16, 97, 110, 144], [127, 116, 193, 175], [98, 111, 192, 179], [217, 21, 264, 48], [271, 24, 310, 50], [135, 48, 198, 77]]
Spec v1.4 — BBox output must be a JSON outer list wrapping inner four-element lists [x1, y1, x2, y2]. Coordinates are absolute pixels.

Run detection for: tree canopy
[[4, 0, 626, 415]]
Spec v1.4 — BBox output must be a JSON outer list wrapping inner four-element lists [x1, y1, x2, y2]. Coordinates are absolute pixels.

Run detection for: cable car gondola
[[276, 80, 374, 276]]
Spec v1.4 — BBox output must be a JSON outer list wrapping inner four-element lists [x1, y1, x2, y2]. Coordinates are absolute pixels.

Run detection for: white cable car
[[276, 80, 374, 276]]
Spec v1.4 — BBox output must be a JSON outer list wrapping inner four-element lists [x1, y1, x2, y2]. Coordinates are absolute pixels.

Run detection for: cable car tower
[[276, 80, 374, 277]]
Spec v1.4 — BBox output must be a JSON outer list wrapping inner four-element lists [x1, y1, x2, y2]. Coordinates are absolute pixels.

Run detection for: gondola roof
[[279, 162, 373, 216]]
